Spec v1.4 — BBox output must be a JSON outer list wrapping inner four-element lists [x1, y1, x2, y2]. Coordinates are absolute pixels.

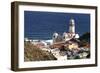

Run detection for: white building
[[52, 32, 59, 43], [53, 18, 79, 42], [69, 18, 75, 33], [63, 18, 79, 41]]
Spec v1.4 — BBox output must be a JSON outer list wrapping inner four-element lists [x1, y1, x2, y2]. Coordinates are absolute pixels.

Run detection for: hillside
[[24, 42, 57, 61], [79, 32, 90, 42], [79, 32, 90, 47]]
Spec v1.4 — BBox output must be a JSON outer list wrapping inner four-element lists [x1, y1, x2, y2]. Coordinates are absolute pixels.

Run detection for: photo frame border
[[11, 1, 98, 71]]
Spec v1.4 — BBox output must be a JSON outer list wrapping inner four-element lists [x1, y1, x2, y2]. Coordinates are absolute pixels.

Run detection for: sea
[[24, 11, 90, 40]]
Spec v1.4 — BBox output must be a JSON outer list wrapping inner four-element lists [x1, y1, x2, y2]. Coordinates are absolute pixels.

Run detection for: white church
[[53, 18, 79, 43]]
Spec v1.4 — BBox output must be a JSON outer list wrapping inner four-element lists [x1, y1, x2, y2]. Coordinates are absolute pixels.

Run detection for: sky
[[24, 11, 90, 40]]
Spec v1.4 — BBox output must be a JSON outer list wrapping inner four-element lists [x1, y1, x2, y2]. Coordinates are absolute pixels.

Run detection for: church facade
[[53, 18, 79, 43]]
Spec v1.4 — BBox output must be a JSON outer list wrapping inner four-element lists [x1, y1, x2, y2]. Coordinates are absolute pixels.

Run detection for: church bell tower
[[69, 18, 75, 33]]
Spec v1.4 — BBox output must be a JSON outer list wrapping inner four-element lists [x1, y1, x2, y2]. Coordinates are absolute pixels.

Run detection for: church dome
[[75, 34, 79, 38], [63, 32, 68, 38], [53, 32, 59, 38]]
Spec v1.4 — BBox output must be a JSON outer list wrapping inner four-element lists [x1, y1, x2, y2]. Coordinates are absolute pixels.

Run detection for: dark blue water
[[24, 11, 90, 40]]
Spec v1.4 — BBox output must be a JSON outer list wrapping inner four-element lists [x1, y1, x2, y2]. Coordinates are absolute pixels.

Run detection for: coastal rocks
[[24, 41, 57, 61]]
